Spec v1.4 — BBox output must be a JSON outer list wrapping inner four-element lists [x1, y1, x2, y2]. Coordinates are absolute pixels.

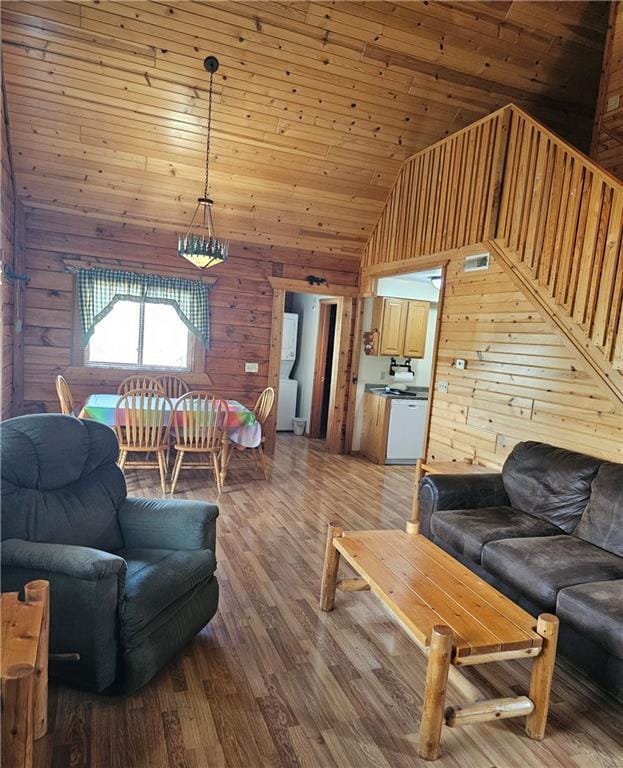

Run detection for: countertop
[[364, 384, 429, 400]]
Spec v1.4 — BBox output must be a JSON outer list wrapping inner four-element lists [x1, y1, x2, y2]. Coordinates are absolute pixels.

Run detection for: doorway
[[280, 292, 340, 444], [266, 279, 357, 456], [309, 300, 338, 438], [353, 267, 444, 464]]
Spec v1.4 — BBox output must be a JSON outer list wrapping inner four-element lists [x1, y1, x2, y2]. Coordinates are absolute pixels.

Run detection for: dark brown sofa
[[418, 441, 623, 701]]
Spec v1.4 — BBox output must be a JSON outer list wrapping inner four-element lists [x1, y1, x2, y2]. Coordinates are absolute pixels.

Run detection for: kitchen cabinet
[[368, 297, 429, 358], [378, 298, 407, 356], [360, 392, 391, 464], [403, 300, 429, 357]]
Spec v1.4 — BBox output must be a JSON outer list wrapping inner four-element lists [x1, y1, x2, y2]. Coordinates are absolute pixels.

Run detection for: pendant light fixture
[[177, 56, 229, 269]]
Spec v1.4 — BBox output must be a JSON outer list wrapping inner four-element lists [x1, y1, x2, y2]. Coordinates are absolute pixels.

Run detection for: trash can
[[292, 418, 306, 436]]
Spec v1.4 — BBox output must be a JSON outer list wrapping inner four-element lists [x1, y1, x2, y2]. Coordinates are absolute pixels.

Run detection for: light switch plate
[[606, 94, 620, 112], [437, 380, 449, 394], [245, 362, 259, 373], [455, 358, 466, 370]]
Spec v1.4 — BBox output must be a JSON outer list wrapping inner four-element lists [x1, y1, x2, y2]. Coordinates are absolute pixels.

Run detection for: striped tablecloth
[[79, 393, 261, 449]]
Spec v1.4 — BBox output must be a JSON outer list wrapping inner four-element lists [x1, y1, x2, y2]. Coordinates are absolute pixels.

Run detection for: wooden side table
[[407, 458, 494, 534], [1, 580, 50, 768]]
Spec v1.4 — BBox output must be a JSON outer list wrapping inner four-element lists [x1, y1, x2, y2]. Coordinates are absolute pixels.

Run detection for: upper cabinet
[[368, 297, 429, 358], [378, 297, 407, 356], [403, 300, 429, 357]]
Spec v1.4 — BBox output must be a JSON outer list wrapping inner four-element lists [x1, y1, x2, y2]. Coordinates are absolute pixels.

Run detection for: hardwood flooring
[[37, 436, 623, 768]]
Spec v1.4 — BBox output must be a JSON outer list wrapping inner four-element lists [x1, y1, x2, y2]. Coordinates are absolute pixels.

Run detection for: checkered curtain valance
[[77, 267, 211, 347]]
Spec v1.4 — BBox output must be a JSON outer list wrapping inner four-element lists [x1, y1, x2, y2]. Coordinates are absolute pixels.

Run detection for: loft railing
[[362, 104, 623, 397], [496, 107, 623, 376], [362, 107, 509, 268]]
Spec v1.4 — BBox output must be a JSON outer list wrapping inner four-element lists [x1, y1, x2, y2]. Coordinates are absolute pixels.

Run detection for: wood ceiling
[[1, 1, 608, 260]]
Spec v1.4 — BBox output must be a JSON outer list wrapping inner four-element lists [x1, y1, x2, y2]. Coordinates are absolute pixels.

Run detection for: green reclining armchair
[[1, 413, 219, 693]]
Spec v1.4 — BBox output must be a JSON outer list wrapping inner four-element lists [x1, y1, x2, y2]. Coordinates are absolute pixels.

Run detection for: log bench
[[319, 526, 559, 761]]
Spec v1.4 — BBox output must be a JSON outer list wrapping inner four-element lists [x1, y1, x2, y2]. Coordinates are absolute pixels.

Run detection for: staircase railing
[[362, 103, 623, 400], [495, 106, 623, 378]]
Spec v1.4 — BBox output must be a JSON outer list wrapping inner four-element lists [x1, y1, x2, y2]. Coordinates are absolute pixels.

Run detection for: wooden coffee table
[[319, 526, 559, 761]]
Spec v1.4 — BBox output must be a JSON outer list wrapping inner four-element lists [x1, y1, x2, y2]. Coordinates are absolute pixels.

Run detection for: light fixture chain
[[204, 68, 213, 200]]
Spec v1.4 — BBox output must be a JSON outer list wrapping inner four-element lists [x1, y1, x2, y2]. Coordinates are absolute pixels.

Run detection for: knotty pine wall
[[1, 91, 16, 419], [21, 208, 359, 415], [592, 2, 623, 180], [428, 249, 623, 468]]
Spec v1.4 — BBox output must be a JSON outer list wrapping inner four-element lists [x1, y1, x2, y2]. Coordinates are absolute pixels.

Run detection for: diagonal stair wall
[[361, 104, 623, 466]]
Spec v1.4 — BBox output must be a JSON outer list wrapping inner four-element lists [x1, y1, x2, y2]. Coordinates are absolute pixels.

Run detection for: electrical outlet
[[437, 380, 449, 394], [455, 358, 466, 370], [607, 94, 620, 112], [380, 370, 387, 380], [245, 362, 259, 373]]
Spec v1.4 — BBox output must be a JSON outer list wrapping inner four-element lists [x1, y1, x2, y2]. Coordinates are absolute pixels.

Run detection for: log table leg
[[526, 613, 559, 740], [419, 625, 453, 760], [406, 458, 424, 535], [319, 522, 343, 612], [24, 580, 49, 741], [1, 663, 35, 768]]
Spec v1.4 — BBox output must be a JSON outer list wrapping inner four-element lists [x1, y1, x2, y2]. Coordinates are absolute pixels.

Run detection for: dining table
[[79, 393, 261, 485]]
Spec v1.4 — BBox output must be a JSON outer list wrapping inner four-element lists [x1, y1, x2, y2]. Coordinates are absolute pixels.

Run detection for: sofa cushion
[[1, 414, 125, 551], [502, 441, 602, 532], [430, 506, 564, 564], [482, 535, 623, 611], [573, 463, 623, 557], [118, 547, 216, 647], [557, 581, 623, 660]]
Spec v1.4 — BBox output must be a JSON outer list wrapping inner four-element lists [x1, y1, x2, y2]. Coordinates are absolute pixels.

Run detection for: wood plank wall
[[495, 108, 623, 392], [362, 109, 508, 270], [592, 2, 623, 180], [21, 208, 359, 415], [361, 103, 623, 468], [1, 83, 16, 419], [430, 248, 623, 467]]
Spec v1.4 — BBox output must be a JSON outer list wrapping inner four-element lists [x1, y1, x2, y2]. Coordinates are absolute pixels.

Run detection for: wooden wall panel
[[0, 1, 607, 259], [495, 107, 623, 399], [1, 82, 16, 419], [428, 249, 623, 467], [20, 208, 359, 416], [592, 2, 623, 180]]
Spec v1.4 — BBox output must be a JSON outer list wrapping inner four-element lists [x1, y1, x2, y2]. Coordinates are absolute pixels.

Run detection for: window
[[74, 266, 211, 373], [85, 298, 193, 371]]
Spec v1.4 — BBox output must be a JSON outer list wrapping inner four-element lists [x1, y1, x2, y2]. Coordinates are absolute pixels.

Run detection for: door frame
[[266, 278, 357, 455], [360, 258, 449, 462]]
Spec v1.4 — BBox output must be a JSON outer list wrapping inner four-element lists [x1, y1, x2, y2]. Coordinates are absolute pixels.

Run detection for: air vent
[[464, 252, 490, 272]]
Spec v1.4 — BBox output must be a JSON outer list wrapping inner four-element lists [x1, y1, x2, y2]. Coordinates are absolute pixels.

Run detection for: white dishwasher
[[386, 398, 428, 464]]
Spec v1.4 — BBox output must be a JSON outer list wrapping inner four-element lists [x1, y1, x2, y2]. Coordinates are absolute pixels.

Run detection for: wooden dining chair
[[251, 386, 275, 479], [55, 375, 77, 416], [114, 389, 172, 495], [117, 376, 164, 395], [170, 392, 229, 495], [156, 375, 189, 400]]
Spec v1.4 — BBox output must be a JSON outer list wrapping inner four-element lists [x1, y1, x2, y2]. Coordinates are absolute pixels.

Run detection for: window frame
[[71, 281, 206, 375]]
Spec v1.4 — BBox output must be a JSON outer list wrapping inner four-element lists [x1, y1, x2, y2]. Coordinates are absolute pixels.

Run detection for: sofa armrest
[[418, 473, 509, 538], [1, 539, 125, 692], [118, 497, 219, 552]]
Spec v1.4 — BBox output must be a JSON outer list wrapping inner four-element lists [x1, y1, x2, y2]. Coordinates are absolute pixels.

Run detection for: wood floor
[[37, 436, 623, 768]]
